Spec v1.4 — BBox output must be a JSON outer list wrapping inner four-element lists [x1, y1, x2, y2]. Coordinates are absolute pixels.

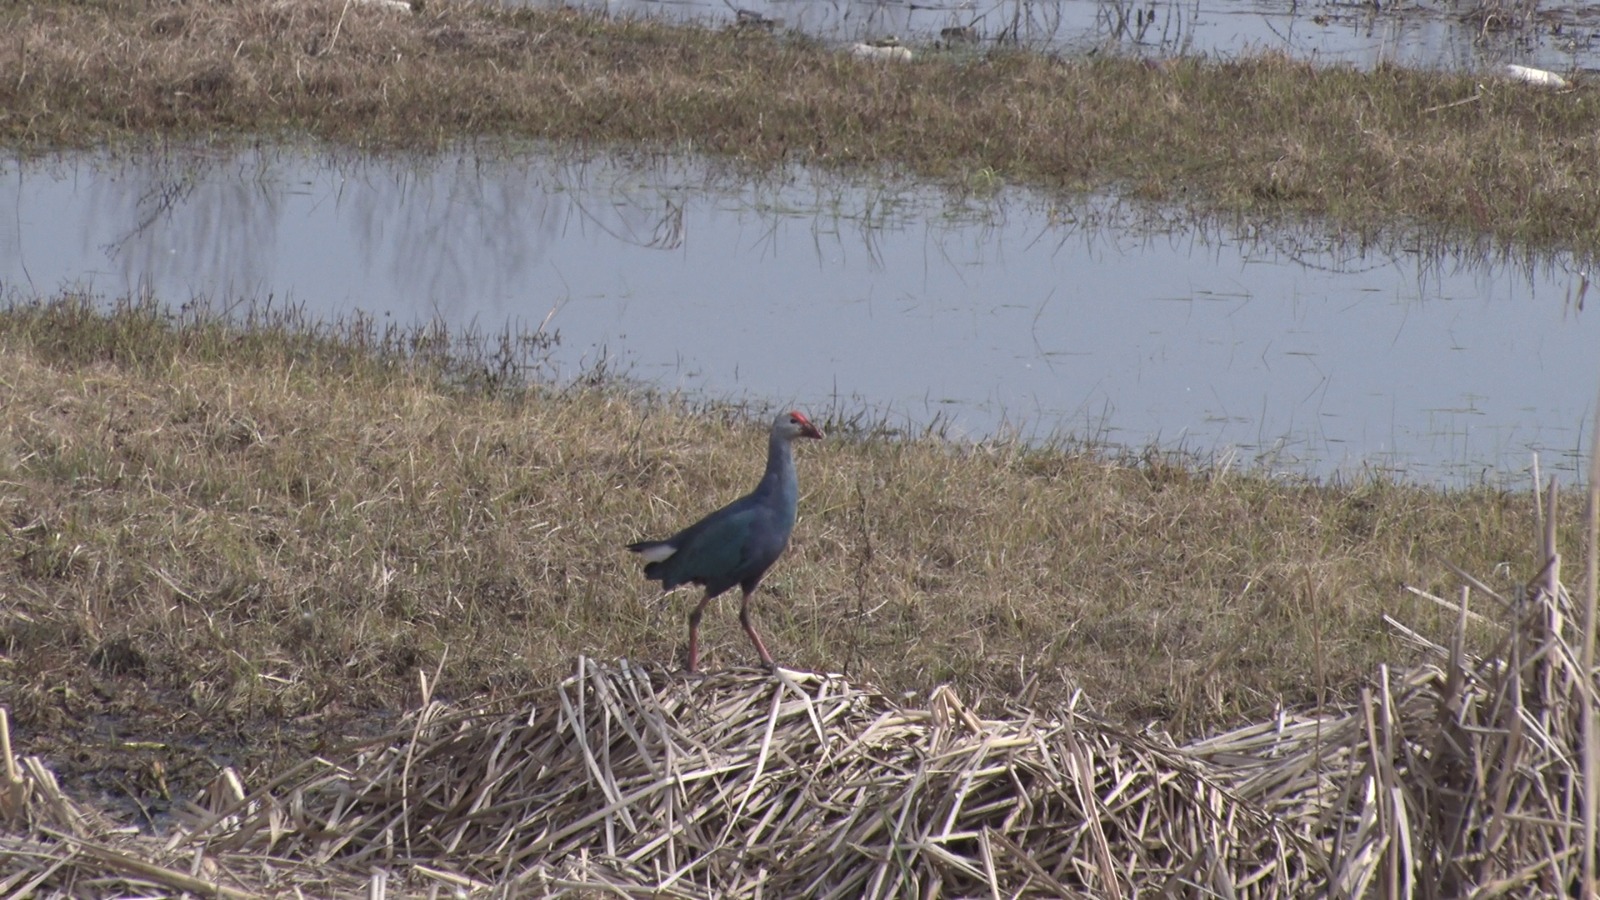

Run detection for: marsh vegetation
[[3, 0, 1599, 893], [0, 295, 1561, 803], [4, 0, 1600, 254], [0, 294, 1589, 895]]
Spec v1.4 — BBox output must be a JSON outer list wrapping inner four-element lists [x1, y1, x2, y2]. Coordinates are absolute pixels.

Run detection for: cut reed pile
[[183, 660, 1318, 897], [1, 490, 1596, 897]]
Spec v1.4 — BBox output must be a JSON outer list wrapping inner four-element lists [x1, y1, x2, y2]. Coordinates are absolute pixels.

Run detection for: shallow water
[[2, 145, 1594, 483], [512, 0, 1600, 75]]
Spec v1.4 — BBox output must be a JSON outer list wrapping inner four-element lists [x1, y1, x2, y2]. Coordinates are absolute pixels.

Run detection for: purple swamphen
[[627, 410, 824, 672]]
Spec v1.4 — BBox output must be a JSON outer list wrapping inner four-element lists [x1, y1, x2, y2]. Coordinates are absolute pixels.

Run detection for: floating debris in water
[[938, 25, 980, 46], [733, 8, 780, 31]]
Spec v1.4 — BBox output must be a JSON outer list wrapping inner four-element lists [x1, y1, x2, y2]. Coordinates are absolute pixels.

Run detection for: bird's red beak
[[794, 412, 824, 440]]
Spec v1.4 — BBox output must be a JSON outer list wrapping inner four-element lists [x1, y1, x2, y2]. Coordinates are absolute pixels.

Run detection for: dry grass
[[0, 292, 1567, 831], [1, 526, 1595, 896], [4, 1, 1600, 253]]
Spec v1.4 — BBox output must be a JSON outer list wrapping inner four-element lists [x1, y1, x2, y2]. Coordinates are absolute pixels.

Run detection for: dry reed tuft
[[2, 478, 1596, 898], [1190, 482, 1598, 896]]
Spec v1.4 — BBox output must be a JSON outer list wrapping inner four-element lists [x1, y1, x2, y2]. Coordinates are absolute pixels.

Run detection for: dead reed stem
[[1582, 393, 1600, 896]]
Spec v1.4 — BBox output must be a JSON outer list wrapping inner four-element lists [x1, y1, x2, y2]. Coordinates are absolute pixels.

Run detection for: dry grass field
[[0, 294, 1593, 895]]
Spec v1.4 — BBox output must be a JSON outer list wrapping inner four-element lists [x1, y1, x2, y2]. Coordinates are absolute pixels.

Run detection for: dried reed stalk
[[1190, 478, 1597, 898]]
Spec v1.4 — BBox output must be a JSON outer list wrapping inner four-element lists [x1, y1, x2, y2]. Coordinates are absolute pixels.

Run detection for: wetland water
[[1, 145, 1594, 483], [514, 0, 1600, 74]]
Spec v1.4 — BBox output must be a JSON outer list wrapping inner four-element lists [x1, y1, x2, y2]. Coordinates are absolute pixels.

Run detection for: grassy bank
[[0, 294, 1567, 815], [4, 1, 1600, 254]]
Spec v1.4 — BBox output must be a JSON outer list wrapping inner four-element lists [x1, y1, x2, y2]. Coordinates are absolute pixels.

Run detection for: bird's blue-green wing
[[663, 506, 762, 586]]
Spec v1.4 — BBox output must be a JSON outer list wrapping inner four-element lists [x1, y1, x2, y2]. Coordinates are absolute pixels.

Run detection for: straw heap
[[185, 660, 1314, 897]]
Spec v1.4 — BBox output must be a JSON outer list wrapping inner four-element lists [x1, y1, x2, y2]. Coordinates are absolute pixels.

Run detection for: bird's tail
[[626, 540, 677, 580]]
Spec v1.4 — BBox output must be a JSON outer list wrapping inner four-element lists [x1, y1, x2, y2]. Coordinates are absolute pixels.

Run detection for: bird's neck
[[753, 431, 799, 507]]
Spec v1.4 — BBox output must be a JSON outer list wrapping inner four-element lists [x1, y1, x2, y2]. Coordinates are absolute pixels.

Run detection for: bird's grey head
[[775, 410, 825, 441]]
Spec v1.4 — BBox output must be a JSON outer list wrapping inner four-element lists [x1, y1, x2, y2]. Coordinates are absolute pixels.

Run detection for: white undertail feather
[[635, 544, 677, 563]]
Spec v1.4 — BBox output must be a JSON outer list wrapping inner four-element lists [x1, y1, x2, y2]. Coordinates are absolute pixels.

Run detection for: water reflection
[[1, 145, 1593, 484]]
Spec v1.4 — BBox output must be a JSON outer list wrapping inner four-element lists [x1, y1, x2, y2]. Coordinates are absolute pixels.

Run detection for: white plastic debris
[[1503, 64, 1570, 89], [848, 39, 913, 62]]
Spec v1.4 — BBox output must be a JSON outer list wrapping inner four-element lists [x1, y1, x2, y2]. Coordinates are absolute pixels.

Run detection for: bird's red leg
[[738, 588, 775, 668], [686, 591, 714, 673]]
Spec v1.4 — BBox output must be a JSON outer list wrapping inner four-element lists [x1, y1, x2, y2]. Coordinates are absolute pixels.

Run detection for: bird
[[627, 410, 824, 673]]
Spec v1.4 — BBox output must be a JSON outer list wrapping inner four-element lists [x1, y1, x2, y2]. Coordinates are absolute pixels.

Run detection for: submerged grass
[[0, 293, 1570, 822], [4, 0, 1600, 253]]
